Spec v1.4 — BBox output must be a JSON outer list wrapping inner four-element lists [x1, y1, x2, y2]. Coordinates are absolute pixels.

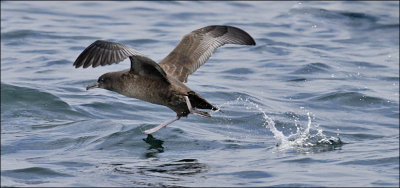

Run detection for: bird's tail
[[188, 91, 218, 111]]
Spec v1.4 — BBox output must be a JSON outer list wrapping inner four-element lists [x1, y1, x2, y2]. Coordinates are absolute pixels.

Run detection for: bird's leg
[[185, 95, 193, 110], [184, 96, 211, 118], [143, 116, 180, 134]]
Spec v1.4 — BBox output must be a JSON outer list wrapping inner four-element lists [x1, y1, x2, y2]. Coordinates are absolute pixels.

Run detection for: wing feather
[[158, 25, 255, 83], [73, 40, 169, 84], [73, 40, 143, 68]]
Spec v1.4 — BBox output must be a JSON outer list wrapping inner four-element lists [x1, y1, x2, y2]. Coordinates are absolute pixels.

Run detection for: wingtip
[[249, 38, 256, 46], [225, 25, 256, 46], [72, 61, 81, 68]]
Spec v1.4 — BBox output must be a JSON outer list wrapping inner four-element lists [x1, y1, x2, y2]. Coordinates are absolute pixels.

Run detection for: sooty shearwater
[[74, 25, 255, 134]]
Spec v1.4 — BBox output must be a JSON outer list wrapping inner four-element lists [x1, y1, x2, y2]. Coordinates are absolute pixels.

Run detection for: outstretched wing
[[158, 25, 256, 83], [74, 40, 169, 84], [73, 40, 143, 68]]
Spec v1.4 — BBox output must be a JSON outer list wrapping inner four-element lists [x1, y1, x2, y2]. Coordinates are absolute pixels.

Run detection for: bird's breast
[[115, 74, 191, 115], [117, 76, 173, 105]]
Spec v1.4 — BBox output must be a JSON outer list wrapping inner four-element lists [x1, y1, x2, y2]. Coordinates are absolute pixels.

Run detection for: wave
[[313, 91, 389, 107], [2, 167, 73, 180], [120, 39, 160, 46], [1, 83, 84, 122], [1, 29, 97, 41], [291, 62, 331, 75], [289, 7, 378, 23]]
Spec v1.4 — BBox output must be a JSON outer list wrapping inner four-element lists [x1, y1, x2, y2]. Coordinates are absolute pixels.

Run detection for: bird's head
[[86, 73, 115, 91]]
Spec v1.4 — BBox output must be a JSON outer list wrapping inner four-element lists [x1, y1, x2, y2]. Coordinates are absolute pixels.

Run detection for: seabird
[[73, 25, 256, 134]]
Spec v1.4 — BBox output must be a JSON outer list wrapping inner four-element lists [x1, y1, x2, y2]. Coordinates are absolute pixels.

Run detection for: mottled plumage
[[73, 25, 255, 134]]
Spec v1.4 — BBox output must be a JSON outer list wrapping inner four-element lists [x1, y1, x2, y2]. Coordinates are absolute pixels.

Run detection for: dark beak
[[86, 82, 99, 90]]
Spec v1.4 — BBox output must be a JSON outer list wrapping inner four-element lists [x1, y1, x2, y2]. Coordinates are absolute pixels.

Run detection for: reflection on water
[[138, 159, 207, 176], [112, 158, 207, 185], [143, 134, 164, 158]]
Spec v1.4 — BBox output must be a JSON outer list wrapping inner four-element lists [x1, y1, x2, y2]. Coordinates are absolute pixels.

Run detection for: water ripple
[[2, 167, 73, 179], [314, 91, 389, 107], [292, 62, 331, 74], [1, 83, 83, 121]]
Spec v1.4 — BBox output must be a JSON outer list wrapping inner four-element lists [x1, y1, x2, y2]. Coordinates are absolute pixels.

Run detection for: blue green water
[[1, 1, 399, 187]]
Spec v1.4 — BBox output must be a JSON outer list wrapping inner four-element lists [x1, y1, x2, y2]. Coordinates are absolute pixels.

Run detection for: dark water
[[1, 1, 399, 187]]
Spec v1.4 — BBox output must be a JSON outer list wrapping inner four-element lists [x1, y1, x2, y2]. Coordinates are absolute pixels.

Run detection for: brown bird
[[73, 25, 255, 134]]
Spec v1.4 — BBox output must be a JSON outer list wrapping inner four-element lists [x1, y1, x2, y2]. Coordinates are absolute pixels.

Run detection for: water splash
[[274, 111, 342, 152], [216, 96, 342, 151]]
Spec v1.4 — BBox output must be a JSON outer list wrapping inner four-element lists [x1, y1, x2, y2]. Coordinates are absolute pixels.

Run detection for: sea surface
[[1, 1, 399, 187]]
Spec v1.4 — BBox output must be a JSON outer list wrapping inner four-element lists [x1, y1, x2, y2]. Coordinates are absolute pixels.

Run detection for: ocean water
[[1, 1, 399, 187]]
